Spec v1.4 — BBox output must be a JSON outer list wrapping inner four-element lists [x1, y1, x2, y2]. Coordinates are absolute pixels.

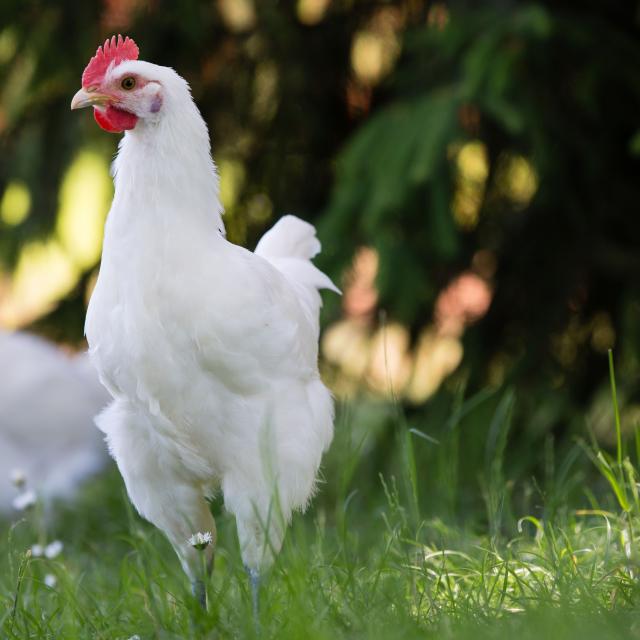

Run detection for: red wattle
[[93, 106, 138, 133]]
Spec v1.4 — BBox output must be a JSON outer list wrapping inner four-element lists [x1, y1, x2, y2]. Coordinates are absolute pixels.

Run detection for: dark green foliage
[[321, 2, 640, 399]]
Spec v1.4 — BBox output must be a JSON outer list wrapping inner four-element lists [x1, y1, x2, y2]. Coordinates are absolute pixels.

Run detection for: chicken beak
[[70, 88, 111, 110]]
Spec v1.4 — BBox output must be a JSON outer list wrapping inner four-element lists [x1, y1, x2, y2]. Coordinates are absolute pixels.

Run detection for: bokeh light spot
[[452, 141, 488, 229], [350, 8, 402, 86], [297, 0, 331, 25], [219, 158, 246, 210], [0, 28, 17, 65], [1, 181, 31, 226], [217, 0, 256, 33], [0, 240, 78, 328], [497, 153, 538, 207], [56, 150, 112, 270]]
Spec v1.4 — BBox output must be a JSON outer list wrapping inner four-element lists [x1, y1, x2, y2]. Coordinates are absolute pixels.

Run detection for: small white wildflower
[[31, 544, 44, 557], [44, 540, 64, 559], [128, 636, 141, 640], [44, 573, 57, 588], [12, 489, 37, 511], [10, 468, 26, 488], [188, 531, 213, 550]]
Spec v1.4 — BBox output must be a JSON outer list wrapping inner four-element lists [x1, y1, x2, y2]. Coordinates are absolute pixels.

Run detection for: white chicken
[[70, 35, 338, 607], [0, 330, 108, 513]]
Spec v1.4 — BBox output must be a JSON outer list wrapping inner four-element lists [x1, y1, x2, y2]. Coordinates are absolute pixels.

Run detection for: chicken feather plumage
[[72, 39, 338, 589]]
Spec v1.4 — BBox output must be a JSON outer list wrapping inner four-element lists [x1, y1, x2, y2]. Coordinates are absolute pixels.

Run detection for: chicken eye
[[121, 77, 136, 90]]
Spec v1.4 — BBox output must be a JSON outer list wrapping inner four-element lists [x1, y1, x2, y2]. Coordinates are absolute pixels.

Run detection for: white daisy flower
[[44, 574, 57, 588], [12, 489, 37, 511], [10, 468, 26, 488], [45, 540, 64, 559], [188, 531, 213, 550], [31, 544, 44, 557], [128, 635, 141, 640]]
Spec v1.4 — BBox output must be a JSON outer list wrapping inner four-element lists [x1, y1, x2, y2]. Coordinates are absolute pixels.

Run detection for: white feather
[[86, 60, 339, 577]]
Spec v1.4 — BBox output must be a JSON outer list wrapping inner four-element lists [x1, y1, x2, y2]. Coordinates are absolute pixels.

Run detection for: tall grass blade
[[608, 349, 623, 467]]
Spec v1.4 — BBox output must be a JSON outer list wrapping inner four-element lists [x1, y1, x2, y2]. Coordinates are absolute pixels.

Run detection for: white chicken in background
[[0, 331, 108, 513], [71, 36, 339, 608]]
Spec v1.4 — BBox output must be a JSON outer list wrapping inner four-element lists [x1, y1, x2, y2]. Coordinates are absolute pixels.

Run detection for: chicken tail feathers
[[255, 215, 340, 295], [255, 215, 340, 331], [255, 215, 319, 258]]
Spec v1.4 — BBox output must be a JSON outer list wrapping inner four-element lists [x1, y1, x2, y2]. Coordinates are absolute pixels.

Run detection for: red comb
[[82, 35, 139, 87]]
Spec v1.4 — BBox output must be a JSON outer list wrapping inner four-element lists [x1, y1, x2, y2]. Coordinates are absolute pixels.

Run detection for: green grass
[[2, 360, 640, 638]]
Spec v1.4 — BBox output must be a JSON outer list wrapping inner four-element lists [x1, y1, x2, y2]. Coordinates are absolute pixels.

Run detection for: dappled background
[[2, 0, 640, 520]]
